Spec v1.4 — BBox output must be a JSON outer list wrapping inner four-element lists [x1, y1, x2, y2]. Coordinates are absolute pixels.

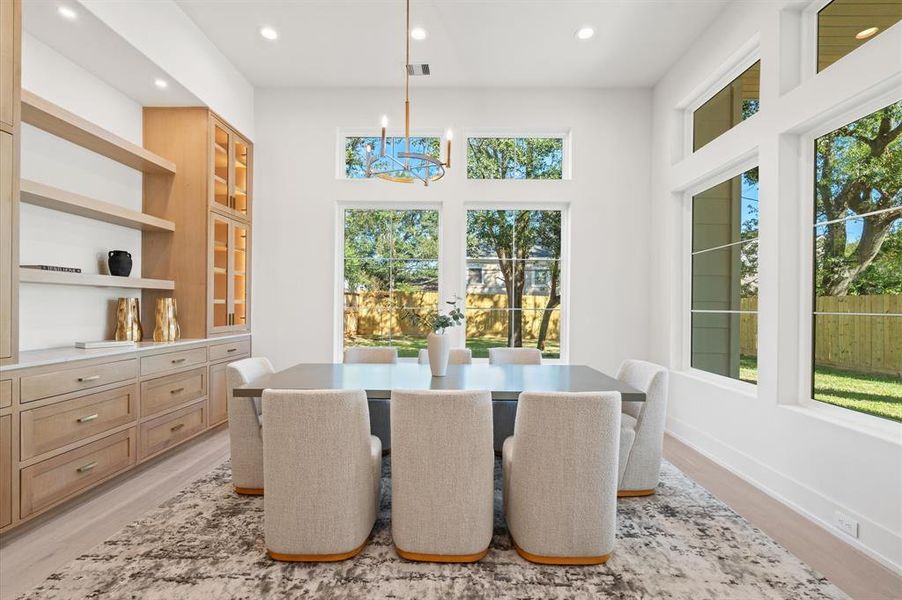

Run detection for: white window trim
[[463, 130, 573, 180], [460, 202, 571, 364], [336, 128, 447, 181], [795, 90, 902, 412], [680, 155, 760, 393], [800, 0, 833, 81], [678, 35, 761, 158], [334, 201, 444, 362]]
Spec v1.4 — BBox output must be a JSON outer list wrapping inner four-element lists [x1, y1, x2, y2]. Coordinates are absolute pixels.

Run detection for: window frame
[[463, 130, 572, 180], [796, 91, 902, 418], [334, 201, 444, 361], [681, 155, 761, 395], [461, 202, 571, 364], [337, 129, 446, 181]]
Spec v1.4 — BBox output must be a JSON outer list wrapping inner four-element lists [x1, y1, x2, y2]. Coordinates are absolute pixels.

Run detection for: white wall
[[252, 88, 653, 374], [19, 33, 144, 350], [649, 0, 901, 571]]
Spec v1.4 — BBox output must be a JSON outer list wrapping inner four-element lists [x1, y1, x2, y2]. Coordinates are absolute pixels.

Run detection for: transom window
[[465, 209, 564, 359], [817, 0, 902, 73], [812, 101, 901, 422], [342, 208, 439, 357], [466, 137, 564, 179], [690, 167, 759, 383], [345, 136, 440, 179], [693, 61, 760, 151]]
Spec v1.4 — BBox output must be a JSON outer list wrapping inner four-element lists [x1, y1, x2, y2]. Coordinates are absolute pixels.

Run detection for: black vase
[[108, 250, 133, 277]]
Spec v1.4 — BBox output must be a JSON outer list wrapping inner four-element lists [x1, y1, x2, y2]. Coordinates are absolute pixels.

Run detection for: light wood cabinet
[[208, 361, 229, 426], [0, 414, 11, 528], [0, 0, 19, 133], [143, 108, 252, 339], [0, 0, 19, 366]]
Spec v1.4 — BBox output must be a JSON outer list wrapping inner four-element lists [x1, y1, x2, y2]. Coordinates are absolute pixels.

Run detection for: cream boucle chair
[[488, 347, 542, 365], [417, 348, 473, 365], [343, 346, 398, 451], [503, 391, 621, 565], [263, 389, 381, 561], [390, 389, 494, 562], [616, 359, 669, 497], [227, 357, 275, 495]]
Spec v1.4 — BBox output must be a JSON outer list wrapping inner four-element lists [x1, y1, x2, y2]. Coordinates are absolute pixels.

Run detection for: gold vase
[[114, 298, 143, 341], [153, 298, 181, 342]]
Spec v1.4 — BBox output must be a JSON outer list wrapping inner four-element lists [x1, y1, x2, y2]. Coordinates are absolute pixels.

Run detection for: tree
[[815, 102, 902, 296]]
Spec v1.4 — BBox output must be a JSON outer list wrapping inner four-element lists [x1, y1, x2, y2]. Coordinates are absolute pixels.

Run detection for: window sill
[[678, 368, 759, 400], [779, 400, 902, 445]]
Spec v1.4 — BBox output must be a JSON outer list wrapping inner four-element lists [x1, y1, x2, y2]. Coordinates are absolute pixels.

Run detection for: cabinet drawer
[[140, 347, 207, 376], [0, 379, 10, 409], [139, 400, 206, 460], [21, 359, 138, 403], [209, 339, 250, 362], [20, 428, 136, 518], [20, 384, 137, 461], [140, 367, 206, 418]]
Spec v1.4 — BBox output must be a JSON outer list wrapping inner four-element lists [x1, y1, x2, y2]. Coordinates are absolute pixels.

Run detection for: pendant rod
[[405, 0, 411, 160]]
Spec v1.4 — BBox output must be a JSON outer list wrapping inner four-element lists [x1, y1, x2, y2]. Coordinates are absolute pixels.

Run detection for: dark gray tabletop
[[234, 363, 645, 402]]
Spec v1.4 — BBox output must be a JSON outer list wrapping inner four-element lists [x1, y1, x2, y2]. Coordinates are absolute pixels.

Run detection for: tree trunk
[[821, 211, 899, 296], [536, 266, 560, 350]]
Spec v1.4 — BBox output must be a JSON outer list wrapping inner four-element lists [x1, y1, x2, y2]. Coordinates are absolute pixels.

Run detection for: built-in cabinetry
[[0, 0, 20, 366], [143, 109, 252, 338], [0, 335, 250, 532]]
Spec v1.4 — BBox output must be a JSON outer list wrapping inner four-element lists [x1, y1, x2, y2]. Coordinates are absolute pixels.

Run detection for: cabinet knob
[[77, 375, 101, 383], [77, 461, 97, 473], [77, 413, 99, 424]]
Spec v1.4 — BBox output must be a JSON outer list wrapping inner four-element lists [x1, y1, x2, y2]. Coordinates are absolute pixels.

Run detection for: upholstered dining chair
[[616, 359, 669, 497], [390, 389, 494, 562], [503, 391, 621, 565], [263, 389, 381, 562], [343, 346, 398, 451], [417, 348, 473, 365], [488, 347, 542, 450], [488, 347, 542, 365], [227, 357, 274, 495]]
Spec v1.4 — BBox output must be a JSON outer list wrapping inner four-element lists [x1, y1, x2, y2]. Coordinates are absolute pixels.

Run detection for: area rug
[[19, 459, 847, 600]]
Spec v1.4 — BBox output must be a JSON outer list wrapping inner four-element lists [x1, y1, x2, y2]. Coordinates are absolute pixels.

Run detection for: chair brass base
[[395, 545, 490, 563], [269, 539, 368, 562], [512, 539, 610, 566], [234, 486, 264, 496], [617, 488, 656, 498]]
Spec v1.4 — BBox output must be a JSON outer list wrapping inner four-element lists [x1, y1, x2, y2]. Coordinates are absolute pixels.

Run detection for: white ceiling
[[175, 0, 732, 89]]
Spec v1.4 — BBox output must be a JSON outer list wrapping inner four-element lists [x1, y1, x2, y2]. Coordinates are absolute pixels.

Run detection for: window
[[817, 0, 902, 73], [345, 136, 440, 179], [812, 101, 901, 422], [693, 61, 760, 151], [466, 209, 563, 359], [467, 137, 563, 179], [690, 167, 759, 383], [343, 208, 439, 356]]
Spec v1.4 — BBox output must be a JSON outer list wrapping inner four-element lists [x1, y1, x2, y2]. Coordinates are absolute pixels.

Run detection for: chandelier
[[365, 0, 451, 186]]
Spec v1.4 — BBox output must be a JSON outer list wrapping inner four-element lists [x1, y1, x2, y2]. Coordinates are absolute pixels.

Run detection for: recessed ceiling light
[[259, 26, 279, 41], [576, 26, 595, 40], [410, 27, 428, 40], [154, 78, 168, 89], [57, 5, 77, 20], [855, 26, 879, 40]]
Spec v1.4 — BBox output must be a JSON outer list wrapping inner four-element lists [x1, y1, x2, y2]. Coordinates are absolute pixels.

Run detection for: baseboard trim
[[666, 420, 902, 576]]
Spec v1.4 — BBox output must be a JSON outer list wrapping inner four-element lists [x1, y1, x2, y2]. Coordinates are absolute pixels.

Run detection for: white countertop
[[0, 334, 251, 372]]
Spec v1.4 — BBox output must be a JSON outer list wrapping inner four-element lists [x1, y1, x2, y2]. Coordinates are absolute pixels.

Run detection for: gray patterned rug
[[20, 459, 847, 600]]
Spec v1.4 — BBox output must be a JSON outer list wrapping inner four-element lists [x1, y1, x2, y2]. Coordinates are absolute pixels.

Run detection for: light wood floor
[[0, 428, 898, 600]]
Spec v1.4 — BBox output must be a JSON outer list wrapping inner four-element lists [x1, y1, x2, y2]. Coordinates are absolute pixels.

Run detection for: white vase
[[427, 331, 450, 377]]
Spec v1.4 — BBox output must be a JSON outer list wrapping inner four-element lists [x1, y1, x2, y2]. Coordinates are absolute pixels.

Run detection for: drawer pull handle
[[170, 387, 185, 395], [77, 413, 99, 423], [77, 461, 97, 473], [226, 348, 237, 353], [170, 423, 185, 432], [171, 358, 187, 364], [78, 375, 101, 383]]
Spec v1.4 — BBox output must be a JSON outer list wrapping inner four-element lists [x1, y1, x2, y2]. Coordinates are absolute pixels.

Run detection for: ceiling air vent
[[407, 64, 430, 76]]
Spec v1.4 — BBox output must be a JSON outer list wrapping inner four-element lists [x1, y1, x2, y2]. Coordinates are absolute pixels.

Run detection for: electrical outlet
[[834, 511, 859, 538]]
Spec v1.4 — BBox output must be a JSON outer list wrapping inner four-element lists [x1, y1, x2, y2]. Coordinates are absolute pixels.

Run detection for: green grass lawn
[[345, 334, 560, 359], [740, 356, 901, 422]]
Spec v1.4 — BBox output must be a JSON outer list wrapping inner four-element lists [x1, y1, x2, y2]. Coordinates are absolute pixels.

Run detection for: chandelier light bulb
[[446, 129, 454, 141], [381, 115, 389, 128]]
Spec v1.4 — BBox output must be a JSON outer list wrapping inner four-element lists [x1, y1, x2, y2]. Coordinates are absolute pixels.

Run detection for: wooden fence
[[740, 296, 901, 376], [344, 291, 560, 341]]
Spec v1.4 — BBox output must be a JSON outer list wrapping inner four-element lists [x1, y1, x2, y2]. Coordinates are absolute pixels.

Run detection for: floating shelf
[[21, 91, 176, 175], [20, 270, 175, 290], [20, 180, 175, 232]]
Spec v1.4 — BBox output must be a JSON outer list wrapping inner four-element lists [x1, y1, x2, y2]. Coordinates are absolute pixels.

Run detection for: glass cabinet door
[[231, 221, 249, 328], [232, 136, 250, 219], [211, 121, 232, 214], [210, 213, 231, 331]]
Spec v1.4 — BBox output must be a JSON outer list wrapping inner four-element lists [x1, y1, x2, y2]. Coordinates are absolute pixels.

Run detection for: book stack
[[21, 265, 82, 273]]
